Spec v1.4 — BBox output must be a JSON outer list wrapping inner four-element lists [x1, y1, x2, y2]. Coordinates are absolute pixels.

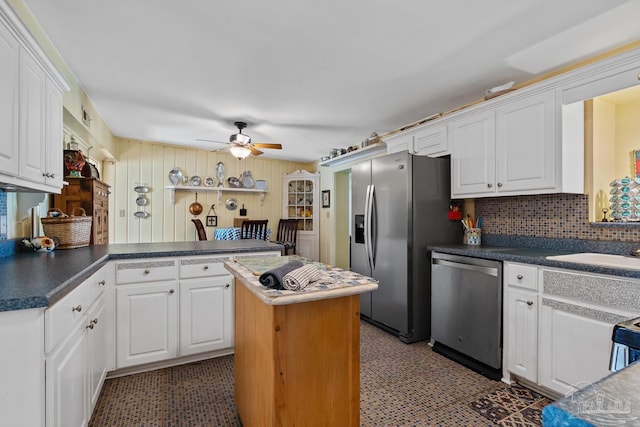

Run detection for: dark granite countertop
[[0, 240, 282, 312], [428, 234, 640, 280]]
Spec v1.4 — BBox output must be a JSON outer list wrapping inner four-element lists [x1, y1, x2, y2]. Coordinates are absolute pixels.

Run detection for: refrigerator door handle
[[369, 184, 376, 269], [364, 184, 373, 271]]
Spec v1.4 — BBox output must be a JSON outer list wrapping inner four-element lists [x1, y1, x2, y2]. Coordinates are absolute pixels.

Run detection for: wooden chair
[[191, 218, 207, 241], [275, 219, 298, 255], [240, 220, 269, 240]]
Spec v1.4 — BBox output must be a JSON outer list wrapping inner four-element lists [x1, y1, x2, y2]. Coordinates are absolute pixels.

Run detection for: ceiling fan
[[197, 121, 282, 159]]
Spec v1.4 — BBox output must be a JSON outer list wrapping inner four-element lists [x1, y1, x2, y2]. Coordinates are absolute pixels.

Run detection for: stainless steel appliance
[[431, 252, 503, 380], [350, 152, 458, 343], [610, 317, 640, 372]]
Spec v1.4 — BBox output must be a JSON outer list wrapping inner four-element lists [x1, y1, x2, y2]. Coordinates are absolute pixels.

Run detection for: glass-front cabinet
[[282, 170, 320, 260]]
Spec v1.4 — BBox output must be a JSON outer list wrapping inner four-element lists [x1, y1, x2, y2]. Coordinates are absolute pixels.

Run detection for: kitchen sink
[[546, 253, 640, 270]]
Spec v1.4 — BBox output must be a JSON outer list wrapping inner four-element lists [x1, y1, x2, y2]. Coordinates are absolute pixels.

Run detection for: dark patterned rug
[[469, 383, 554, 426]]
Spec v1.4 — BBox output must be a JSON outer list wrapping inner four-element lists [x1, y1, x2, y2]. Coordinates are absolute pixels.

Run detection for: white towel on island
[[282, 264, 321, 291]]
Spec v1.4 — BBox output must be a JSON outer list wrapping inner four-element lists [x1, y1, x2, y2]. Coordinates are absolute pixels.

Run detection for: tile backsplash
[[475, 193, 640, 242], [0, 191, 6, 240]]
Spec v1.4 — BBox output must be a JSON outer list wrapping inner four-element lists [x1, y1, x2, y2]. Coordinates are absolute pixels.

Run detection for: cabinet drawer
[[180, 256, 231, 279], [506, 263, 538, 291], [115, 259, 177, 284], [85, 266, 108, 308], [45, 281, 89, 353]]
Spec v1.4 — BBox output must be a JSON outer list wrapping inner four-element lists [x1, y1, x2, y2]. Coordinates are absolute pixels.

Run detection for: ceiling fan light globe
[[229, 146, 252, 159]]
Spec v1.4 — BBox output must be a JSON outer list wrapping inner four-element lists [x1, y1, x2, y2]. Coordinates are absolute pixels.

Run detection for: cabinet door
[[46, 322, 88, 427], [45, 79, 64, 189], [86, 296, 107, 413], [384, 132, 414, 154], [450, 110, 495, 197], [506, 288, 537, 382], [414, 124, 448, 156], [180, 276, 233, 356], [116, 281, 178, 368], [496, 91, 556, 193], [0, 22, 19, 176], [538, 300, 614, 396], [19, 49, 46, 184]]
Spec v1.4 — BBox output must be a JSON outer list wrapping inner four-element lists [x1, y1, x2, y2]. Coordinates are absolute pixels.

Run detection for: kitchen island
[[225, 256, 378, 427]]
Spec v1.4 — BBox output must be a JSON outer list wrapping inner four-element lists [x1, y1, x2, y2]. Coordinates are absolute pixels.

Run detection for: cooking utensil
[[227, 177, 242, 188], [136, 195, 148, 206], [168, 167, 183, 185], [134, 185, 150, 193], [189, 176, 202, 186], [241, 171, 255, 188], [204, 177, 215, 187], [134, 211, 150, 218], [216, 162, 225, 187], [225, 198, 238, 210], [189, 193, 203, 215]]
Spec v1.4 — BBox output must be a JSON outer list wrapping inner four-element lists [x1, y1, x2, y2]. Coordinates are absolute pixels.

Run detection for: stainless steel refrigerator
[[351, 151, 458, 343]]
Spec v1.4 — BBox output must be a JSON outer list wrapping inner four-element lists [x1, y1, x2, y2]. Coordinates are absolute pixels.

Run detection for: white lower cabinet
[[506, 288, 538, 382], [46, 318, 88, 427], [538, 300, 614, 395], [45, 264, 110, 427], [114, 254, 244, 370], [116, 281, 179, 368], [87, 296, 108, 413], [180, 276, 233, 356], [504, 263, 640, 397]]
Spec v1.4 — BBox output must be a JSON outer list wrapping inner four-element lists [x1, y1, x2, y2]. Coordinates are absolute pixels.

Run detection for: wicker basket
[[41, 208, 92, 249]]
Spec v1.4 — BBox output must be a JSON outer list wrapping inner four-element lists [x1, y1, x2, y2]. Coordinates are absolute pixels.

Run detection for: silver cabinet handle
[[86, 323, 94, 330], [527, 301, 534, 306], [169, 289, 175, 294], [517, 274, 523, 280], [497, 182, 503, 187], [487, 183, 493, 188], [203, 265, 209, 270], [72, 305, 82, 312], [92, 318, 98, 325], [143, 269, 150, 275], [225, 283, 231, 289], [98, 280, 106, 286]]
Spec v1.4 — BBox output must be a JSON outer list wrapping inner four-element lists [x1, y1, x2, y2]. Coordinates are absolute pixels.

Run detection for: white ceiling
[[19, 0, 640, 162]]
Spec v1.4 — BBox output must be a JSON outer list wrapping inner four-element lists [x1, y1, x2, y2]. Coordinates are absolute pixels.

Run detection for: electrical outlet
[[0, 216, 6, 235], [119, 210, 126, 217]]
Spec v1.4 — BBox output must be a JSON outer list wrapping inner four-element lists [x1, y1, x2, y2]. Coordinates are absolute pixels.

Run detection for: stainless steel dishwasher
[[431, 251, 503, 380]]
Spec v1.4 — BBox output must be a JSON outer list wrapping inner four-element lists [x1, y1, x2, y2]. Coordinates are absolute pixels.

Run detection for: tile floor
[[89, 321, 552, 426]]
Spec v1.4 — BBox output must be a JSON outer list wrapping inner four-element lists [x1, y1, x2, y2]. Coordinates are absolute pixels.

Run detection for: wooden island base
[[234, 279, 361, 426]]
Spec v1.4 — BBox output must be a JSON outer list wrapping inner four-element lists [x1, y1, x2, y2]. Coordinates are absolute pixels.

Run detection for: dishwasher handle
[[432, 258, 499, 277]]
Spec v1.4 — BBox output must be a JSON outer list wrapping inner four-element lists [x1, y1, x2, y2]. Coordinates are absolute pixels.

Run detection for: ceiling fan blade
[[252, 143, 282, 149], [249, 146, 264, 156], [196, 138, 229, 145]]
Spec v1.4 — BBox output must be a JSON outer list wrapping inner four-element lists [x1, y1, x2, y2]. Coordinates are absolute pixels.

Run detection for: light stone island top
[[224, 255, 378, 306]]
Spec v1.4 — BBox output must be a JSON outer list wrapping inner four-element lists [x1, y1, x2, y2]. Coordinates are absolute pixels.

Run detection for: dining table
[[214, 227, 272, 241]]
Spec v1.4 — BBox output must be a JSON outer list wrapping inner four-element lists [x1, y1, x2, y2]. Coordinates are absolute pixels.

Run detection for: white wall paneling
[[110, 138, 314, 244]]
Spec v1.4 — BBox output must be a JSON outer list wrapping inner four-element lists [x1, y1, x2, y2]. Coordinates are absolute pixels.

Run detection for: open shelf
[[164, 185, 267, 205], [318, 142, 387, 167]]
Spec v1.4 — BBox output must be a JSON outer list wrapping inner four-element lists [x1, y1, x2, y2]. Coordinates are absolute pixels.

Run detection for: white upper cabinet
[[451, 110, 496, 196], [0, 3, 70, 192], [451, 90, 575, 198], [414, 123, 448, 156], [0, 20, 19, 176], [19, 49, 47, 184], [495, 91, 556, 193], [385, 121, 449, 157]]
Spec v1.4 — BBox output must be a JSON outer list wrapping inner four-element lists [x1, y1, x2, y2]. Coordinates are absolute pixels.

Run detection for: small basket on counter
[[41, 208, 92, 249]]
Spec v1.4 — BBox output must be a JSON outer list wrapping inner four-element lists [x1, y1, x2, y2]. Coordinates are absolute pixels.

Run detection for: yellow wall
[[616, 100, 640, 176], [107, 138, 315, 243]]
